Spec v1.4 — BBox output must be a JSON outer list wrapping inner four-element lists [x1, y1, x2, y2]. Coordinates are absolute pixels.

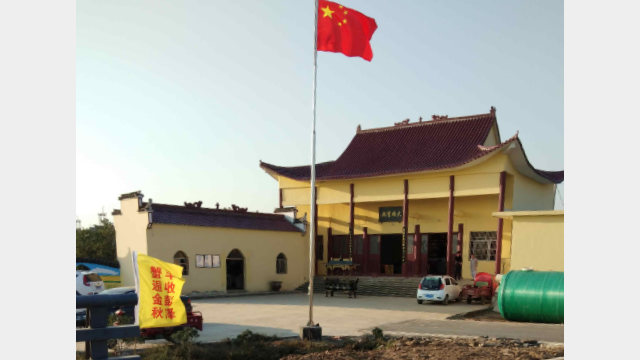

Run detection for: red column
[[414, 224, 421, 276], [402, 179, 409, 275], [362, 227, 369, 274], [279, 188, 283, 208], [457, 223, 463, 279], [495, 171, 506, 274], [327, 227, 333, 261], [447, 176, 455, 276], [349, 183, 354, 259]]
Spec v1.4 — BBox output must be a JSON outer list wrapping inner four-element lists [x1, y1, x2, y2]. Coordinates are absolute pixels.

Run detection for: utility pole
[[98, 207, 107, 223]]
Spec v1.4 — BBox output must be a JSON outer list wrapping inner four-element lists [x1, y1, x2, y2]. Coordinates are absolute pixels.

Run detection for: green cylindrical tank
[[497, 270, 564, 323]]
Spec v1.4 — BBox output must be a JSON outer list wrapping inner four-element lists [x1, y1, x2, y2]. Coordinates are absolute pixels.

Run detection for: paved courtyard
[[77, 292, 563, 354], [191, 293, 563, 343]]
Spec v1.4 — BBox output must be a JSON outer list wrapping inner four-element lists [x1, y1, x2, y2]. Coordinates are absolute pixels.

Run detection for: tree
[[76, 218, 117, 264]]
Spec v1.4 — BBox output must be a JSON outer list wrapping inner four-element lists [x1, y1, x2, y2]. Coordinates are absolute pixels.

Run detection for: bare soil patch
[[282, 336, 564, 360], [77, 330, 563, 360], [448, 307, 509, 322]]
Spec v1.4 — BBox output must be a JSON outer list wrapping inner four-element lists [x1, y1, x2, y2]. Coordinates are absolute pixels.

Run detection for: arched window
[[174, 251, 189, 276], [276, 253, 287, 274]]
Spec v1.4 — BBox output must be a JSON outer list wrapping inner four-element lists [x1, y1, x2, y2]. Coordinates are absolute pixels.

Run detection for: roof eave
[[259, 161, 281, 180], [501, 138, 564, 184]]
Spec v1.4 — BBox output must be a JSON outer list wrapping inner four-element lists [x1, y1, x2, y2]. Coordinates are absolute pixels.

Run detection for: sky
[[76, 0, 564, 227]]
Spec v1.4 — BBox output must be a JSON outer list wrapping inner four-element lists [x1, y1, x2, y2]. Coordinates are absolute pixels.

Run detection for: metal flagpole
[[131, 251, 140, 325], [307, 0, 319, 327]]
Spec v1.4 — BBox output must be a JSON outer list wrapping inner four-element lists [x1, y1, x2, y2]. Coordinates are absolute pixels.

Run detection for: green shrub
[[232, 330, 276, 346], [169, 327, 200, 345], [372, 327, 384, 340]]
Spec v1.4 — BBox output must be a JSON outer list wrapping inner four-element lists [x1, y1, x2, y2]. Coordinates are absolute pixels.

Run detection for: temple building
[[113, 192, 308, 293], [260, 107, 564, 279]]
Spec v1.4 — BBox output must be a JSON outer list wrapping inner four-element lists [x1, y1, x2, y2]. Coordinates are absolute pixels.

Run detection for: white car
[[416, 275, 461, 305], [76, 270, 104, 295]]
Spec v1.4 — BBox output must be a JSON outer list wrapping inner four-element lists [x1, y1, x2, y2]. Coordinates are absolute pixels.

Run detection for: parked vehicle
[[460, 272, 494, 304], [416, 275, 461, 305], [76, 270, 104, 295], [76, 286, 203, 341]]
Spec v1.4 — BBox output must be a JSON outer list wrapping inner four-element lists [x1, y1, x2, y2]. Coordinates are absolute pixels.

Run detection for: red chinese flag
[[317, 0, 378, 61]]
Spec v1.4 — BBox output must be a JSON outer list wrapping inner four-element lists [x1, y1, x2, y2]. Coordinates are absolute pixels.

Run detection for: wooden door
[[420, 234, 429, 275], [367, 235, 381, 275], [352, 235, 364, 274]]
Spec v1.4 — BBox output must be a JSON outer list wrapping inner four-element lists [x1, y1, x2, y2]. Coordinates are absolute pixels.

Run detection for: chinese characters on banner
[[136, 253, 187, 329]]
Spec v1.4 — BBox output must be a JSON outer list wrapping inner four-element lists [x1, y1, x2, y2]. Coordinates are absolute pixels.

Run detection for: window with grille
[[469, 231, 497, 261], [174, 251, 189, 275], [421, 234, 428, 253], [407, 234, 414, 254], [276, 253, 287, 274]]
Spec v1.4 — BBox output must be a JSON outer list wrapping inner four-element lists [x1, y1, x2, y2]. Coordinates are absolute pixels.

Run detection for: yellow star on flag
[[321, 5, 335, 18]]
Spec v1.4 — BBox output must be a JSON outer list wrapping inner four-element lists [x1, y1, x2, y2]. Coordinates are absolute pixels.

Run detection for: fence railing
[[76, 294, 140, 360]]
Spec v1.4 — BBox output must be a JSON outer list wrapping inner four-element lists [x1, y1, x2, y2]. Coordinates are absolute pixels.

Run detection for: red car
[[460, 272, 494, 304]]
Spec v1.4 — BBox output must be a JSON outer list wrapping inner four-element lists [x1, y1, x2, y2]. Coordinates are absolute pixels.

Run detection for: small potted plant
[[270, 281, 282, 292]]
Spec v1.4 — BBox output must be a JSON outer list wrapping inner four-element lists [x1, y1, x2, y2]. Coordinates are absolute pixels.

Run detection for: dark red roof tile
[[260, 110, 564, 184], [150, 204, 302, 232], [261, 161, 335, 180], [534, 169, 564, 183]]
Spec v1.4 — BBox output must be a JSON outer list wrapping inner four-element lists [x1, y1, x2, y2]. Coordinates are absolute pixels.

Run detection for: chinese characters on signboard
[[379, 206, 403, 222]]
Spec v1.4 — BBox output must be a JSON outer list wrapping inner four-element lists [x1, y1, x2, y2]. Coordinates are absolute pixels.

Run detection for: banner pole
[[131, 251, 139, 325], [307, 0, 319, 327]]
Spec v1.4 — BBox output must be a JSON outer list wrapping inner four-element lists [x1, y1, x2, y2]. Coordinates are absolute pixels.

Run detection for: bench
[[324, 277, 359, 298]]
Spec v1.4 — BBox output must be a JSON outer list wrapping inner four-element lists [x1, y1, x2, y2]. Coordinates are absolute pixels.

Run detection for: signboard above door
[[379, 206, 403, 222]]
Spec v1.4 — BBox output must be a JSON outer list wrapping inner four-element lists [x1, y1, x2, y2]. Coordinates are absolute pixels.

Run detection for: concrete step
[[295, 276, 423, 298]]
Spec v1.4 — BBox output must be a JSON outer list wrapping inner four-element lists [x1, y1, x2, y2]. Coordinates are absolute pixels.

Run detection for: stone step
[[295, 276, 424, 298]]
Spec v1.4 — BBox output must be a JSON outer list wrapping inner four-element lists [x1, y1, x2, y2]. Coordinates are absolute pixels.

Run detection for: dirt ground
[[78, 331, 564, 360], [448, 307, 508, 322], [282, 336, 564, 360]]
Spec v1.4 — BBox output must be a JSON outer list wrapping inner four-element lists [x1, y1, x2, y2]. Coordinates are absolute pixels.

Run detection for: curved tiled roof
[[260, 110, 564, 184], [534, 169, 564, 183], [150, 203, 302, 232], [260, 161, 336, 180]]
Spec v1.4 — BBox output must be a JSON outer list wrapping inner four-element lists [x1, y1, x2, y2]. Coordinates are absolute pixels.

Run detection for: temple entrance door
[[367, 235, 380, 275], [427, 233, 447, 275], [380, 234, 403, 275], [226, 249, 245, 290], [352, 235, 364, 274], [420, 234, 429, 275]]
